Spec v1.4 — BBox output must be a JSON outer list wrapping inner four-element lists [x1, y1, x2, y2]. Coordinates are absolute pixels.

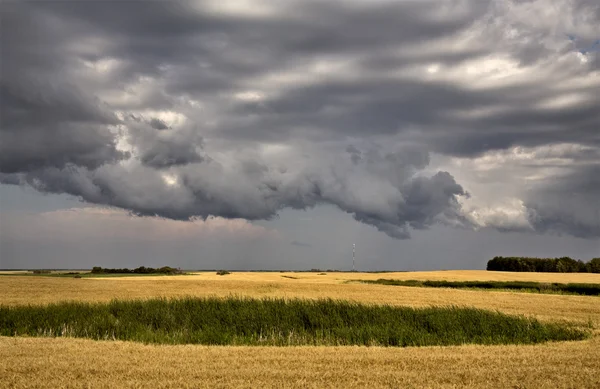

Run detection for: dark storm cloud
[[1, 0, 598, 239], [139, 140, 204, 168], [290, 240, 312, 248], [222, 74, 599, 153], [0, 144, 469, 239], [0, 2, 127, 173], [30, 1, 488, 73], [124, 117, 206, 168], [524, 166, 600, 239], [149, 118, 170, 130], [0, 80, 127, 173], [346, 145, 362, 165]]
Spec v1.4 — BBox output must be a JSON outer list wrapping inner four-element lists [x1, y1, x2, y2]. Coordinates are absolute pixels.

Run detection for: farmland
[[1, 270, 600, 388], [358, 279, 600, 295]]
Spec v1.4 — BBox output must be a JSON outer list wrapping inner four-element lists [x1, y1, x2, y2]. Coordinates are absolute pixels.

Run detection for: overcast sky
[[0, 0, 598, 270]]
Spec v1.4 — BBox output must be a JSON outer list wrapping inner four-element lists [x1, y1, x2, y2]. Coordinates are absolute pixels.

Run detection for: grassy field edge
[[355, 279, 600, 296]]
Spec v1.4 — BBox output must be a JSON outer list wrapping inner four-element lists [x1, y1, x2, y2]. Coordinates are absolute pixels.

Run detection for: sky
[[0, 0, 598, 270]]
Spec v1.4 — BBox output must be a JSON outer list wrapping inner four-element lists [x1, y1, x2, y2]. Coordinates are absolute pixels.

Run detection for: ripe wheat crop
[[358, 279, 600, 295]]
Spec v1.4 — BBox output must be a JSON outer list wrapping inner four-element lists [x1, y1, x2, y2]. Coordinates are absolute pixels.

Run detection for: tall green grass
[[357, 279, 600, 296], [0, 297, 587, 346]]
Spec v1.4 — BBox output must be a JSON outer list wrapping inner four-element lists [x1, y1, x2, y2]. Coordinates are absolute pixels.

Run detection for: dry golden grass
[[1, 272, 599, 323], [2, 270, 600, 388], [1, 336, 599, 389], [184, 269, 600, 284]]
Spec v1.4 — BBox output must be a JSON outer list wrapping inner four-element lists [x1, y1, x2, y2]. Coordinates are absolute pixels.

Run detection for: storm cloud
[[1, 0, 599, 240]]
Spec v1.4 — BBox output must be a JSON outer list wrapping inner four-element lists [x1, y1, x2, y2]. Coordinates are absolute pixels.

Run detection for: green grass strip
[[358, 279, 600, 296], [0, 297, 588, 346]]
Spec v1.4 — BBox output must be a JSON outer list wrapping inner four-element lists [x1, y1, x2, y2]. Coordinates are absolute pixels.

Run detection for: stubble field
[[1, 270, 599, 388]]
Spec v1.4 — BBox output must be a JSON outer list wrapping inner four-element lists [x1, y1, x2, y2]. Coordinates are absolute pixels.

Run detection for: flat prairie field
[[1, 270, 599, 388]]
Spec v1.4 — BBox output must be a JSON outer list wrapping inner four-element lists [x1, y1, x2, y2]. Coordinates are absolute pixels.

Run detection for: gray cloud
[[290, 240, 312, 248], [139, 140, 204, 168], [0, 3, 127, 173], [1, 0, 598, 240], [345, 145, 362, 165], [150, 118, 170, 130], [1, 144, 469, 239], [0, 79, 127, 173], [524, 166, 600, 239], [124, 117, 206, 168]]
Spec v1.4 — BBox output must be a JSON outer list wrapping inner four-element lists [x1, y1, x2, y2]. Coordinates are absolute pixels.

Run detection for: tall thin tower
[[352, 243, 356, 272]]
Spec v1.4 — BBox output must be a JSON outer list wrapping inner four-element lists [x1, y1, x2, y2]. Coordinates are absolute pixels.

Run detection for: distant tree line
[[487, 257, 600, 273], [91, 266, 183, 274]]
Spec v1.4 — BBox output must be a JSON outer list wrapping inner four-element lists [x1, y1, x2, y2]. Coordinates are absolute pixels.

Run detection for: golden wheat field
[[1, 270, 600, 388]]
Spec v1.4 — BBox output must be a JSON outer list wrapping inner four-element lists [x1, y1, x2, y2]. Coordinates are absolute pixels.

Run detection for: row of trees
[[91, 266, 183, 274], [487, 256, 600, 273]]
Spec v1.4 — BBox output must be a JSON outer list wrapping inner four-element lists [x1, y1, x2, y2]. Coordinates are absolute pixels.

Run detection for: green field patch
[[0, 297, 588, 346], [357, 279, 600, 296]]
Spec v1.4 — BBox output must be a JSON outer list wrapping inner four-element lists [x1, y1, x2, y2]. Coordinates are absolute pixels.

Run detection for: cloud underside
[[1, 0, 599, 239]]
